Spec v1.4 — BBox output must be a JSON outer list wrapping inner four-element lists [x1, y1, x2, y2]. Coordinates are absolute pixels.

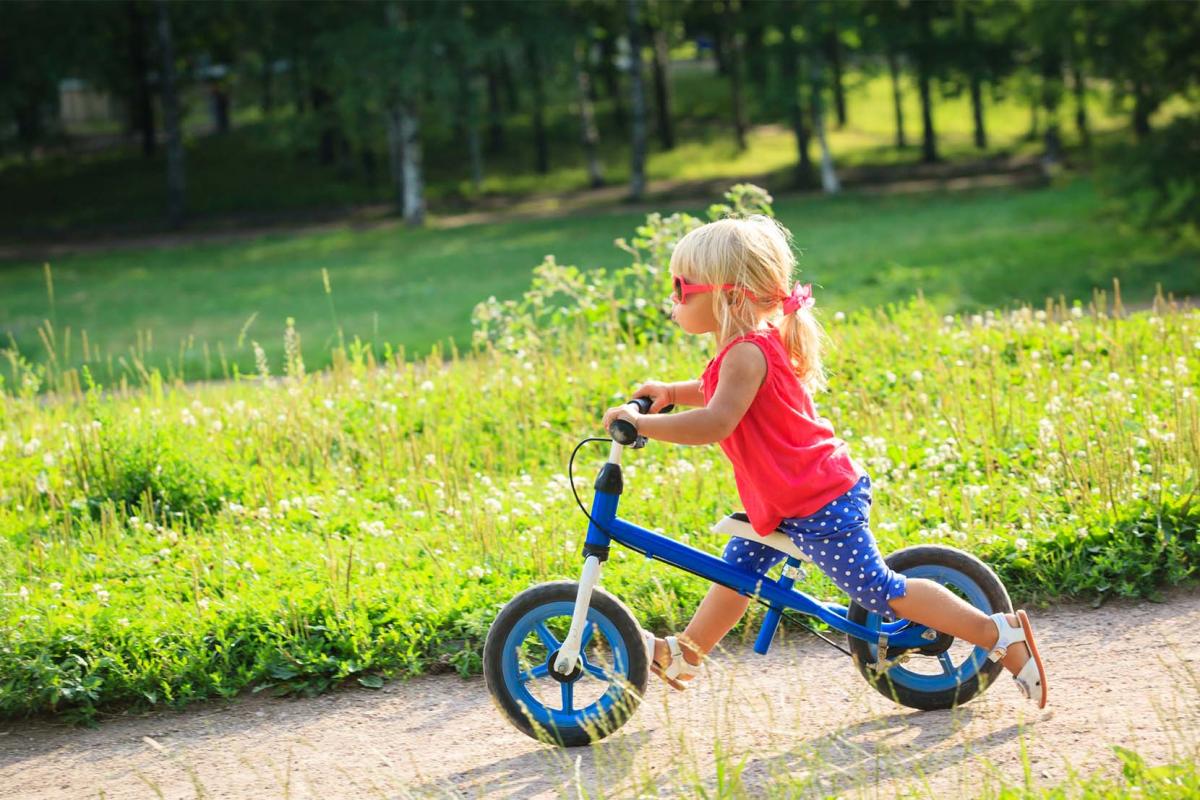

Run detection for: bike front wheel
[[483, 581, 648, 747], [847, 544, 1012, 710]]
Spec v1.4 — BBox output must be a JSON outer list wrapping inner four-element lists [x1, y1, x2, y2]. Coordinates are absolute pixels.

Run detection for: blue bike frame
[[582, 458, 934, 655]]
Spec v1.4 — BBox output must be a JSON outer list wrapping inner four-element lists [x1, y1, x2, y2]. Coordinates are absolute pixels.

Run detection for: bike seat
[[711, 513, 812, 563]]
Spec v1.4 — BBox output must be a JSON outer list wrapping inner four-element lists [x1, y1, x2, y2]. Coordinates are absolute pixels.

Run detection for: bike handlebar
[[609, 396, 674, 446]]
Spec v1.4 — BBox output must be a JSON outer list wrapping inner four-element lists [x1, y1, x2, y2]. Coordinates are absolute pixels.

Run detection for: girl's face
[[669, 272, 720, 335]]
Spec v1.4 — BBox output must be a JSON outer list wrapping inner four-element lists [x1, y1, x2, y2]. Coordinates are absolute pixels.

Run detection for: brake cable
[[568, 437, 853, 658]]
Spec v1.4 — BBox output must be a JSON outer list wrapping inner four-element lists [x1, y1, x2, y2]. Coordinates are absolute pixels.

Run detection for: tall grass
[[1, 276, 1196, 721]]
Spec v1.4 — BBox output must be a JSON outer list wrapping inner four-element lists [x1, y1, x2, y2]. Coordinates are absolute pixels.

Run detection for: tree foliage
[[1, 1, 1198, 230]]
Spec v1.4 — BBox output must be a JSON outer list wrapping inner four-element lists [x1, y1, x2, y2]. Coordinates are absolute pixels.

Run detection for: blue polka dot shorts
[[721, 475, 908, 621]]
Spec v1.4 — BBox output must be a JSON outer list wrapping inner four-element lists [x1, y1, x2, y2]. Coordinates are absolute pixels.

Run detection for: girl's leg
[[651, 585, 752, 675], [888, 579, 1032, 676], [650, 538, 778, 676], [680, 583, 753, 659]]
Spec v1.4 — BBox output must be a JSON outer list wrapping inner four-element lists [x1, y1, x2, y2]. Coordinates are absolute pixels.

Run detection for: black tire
[[847, 544, 1012, 710], [483, 581, 649, 747]]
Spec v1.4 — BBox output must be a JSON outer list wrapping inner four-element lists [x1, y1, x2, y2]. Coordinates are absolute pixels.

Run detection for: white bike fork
[[552, 554, 603, 675]]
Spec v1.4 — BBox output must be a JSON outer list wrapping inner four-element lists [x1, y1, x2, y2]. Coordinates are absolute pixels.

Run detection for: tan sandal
[[642, 631, 698, 691], [988, 610, 1048, 708]]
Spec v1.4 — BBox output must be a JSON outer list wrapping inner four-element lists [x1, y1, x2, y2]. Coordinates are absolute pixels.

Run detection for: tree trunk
[[156, 0, 185, 228], [964, 10, 986, 150], [575, 41, 604, 188], [1072, 62, 1089, 150], [1043, 123, 1062, 168], [626, 0, 647, 201], [827, 22, 846, 128], [361, 147, 377, 188], [780, 3, 813, 187], [14, 103, 43, 159], [386, 108, 404, 212], [916, 5, 938, 164], [311, 86, 337, 165], [526, 43, 549, 174], [466, 76, 484, 193], [291, 55, 307, 114], [261, 57, 274, 115], [1132, 80, 1152, 141], [498, 50, 519, 112], [725, 15, 748, 151], [711, 23, 728, 75], [127, 0, 155, 157], [744, 21, 767, 85], [1041, 47, 1063, 166], [396, 105, 424, 226], [599, 32, 626, 129], [886, 49, 906, 149], [211, 85, 231, 134], [970, 74, 986, 150], [811, 58, 840, 194], [485, 58, 504, 154], [650, 25, 675, 150], [917, 67, 937, 163], [455, 59, 484, 192]]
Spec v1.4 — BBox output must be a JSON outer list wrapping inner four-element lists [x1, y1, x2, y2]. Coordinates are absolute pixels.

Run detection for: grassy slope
[[1, 297, 1196, 721], [3, 177, 1198, 391]]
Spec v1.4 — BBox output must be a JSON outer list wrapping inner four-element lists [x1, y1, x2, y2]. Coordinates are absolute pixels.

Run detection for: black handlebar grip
[[610, 418, 639, 445], [609, 396, 676, 445]]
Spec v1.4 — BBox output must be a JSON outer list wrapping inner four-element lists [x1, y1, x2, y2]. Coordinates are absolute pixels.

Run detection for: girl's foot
[[988, 610, 1048, 708], [642, 631, 701, 691]]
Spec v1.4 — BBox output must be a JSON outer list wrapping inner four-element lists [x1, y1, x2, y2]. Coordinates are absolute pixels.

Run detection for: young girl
[[601, 216, 1048, 708]]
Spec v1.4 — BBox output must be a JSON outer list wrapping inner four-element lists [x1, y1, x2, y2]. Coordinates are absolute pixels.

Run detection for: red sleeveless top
[[701, 326, 862, 535]]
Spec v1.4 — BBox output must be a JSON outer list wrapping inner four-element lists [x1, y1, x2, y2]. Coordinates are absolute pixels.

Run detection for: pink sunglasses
[[672, 274, 762, 304]]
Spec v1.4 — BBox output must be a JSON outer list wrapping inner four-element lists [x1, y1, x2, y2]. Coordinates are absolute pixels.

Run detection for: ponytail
[[778, 306, 828, 394]]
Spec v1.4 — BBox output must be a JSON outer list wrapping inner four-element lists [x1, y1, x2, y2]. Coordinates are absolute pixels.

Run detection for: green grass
[[1, 184, 1197, 723], [4, 177, 1198, 393], [0, 66, 1154, 239], [1, 277, 1197, 721]]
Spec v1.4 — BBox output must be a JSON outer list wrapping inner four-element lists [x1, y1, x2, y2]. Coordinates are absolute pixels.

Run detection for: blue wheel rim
[[500, 601, 633, 733], [863, 564, 995, 693]]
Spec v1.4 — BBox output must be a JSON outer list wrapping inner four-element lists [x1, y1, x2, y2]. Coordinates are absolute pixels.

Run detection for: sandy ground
[[2, 589, 1198, 799]]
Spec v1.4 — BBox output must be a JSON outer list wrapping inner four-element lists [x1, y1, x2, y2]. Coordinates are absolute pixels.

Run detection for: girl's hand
[[602, 404, 641, 436], [630, 381, 675, 413]]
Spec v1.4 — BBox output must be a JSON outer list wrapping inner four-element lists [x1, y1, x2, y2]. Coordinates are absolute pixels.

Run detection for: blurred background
[[1, 0, 1198, 384]]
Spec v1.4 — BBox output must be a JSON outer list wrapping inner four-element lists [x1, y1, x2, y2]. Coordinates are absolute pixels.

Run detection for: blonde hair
[[670, 215, 828, 393]]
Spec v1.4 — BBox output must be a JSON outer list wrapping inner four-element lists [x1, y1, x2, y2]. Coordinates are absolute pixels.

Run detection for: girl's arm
[[628, 343, 765, 446], [668, 379, 705, 407]]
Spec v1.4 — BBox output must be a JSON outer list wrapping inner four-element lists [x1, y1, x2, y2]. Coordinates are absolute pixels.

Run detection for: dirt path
[[2, 589, 1198, 799]]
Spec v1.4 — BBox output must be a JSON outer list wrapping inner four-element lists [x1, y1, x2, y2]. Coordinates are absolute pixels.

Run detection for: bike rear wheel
[[847, 544, 1011, 710], [483, 581, 648, 746]]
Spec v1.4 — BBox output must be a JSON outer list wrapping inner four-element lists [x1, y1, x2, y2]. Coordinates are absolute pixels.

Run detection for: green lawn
[[3, 177, 1197, 392]]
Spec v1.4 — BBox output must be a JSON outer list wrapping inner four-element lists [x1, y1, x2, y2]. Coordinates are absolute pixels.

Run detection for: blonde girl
[[601, 215, 1048, 707]]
